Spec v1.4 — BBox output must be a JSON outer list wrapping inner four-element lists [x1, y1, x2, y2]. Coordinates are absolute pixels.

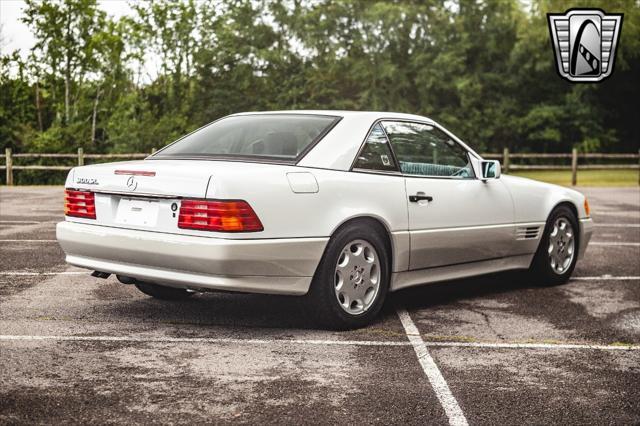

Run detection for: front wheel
[[529, 205, 579, 286], [305, 221, 390, 330]]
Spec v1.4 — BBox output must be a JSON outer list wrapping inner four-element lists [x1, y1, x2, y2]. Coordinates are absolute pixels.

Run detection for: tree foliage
[[1, 0, 638, 159]]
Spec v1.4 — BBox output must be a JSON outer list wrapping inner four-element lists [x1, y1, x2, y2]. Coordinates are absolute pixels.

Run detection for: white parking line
[[590, 242, 640, 246], [0, 220, 59, 224], [396, 308, 468, 426], [426, 341, 639, 351], [0, 334, 637, 351], [0, 335, 411, 347], [572, 276, 639, 281], [0, 239, 57, 242], [592, 211, 640, 216], [0, 271, 86, 276]]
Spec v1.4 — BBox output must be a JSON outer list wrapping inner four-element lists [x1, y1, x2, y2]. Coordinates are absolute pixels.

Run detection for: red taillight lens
[[178, 199, 263, 232], [64, 189, 96, 219]]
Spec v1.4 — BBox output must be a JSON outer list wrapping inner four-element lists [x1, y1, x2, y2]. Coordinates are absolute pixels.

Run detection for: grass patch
[[511, 169, 639, 187]]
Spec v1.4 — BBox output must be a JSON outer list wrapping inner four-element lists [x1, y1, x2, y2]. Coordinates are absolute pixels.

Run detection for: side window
[[382, 121, 474, 178], [353, 123, 398, 172]]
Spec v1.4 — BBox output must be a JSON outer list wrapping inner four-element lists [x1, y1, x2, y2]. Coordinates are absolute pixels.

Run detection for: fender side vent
[[516, 226, 541, 240]]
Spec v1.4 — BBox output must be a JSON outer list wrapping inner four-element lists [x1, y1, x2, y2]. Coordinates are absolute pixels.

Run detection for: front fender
[[501, 174, 592, 260], [500, 175, 589, 222]]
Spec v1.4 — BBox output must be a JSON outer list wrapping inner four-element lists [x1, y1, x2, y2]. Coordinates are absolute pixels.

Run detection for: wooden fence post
[[571, 148, 578, 186], [5, 148, 13, 186], [502, 147, 510, 173], [77, 147, 84, 166]]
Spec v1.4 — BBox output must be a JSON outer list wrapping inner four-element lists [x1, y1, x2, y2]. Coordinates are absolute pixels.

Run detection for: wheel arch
[[552, 200, 579, 220], [535, 200, 582, 259], [327, 215, 396, 273], [304, 213, 395, 329], [550, 200, 581, 249]]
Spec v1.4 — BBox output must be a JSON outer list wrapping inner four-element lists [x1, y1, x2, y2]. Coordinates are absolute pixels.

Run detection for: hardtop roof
[[230, 110, 435, 123]]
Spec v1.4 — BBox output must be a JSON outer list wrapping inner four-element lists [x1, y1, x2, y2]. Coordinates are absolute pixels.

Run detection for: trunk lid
[[68, 160, 214, 234], [72, 160, 211, 197]]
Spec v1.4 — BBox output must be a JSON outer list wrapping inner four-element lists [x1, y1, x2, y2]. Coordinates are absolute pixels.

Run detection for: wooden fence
[[1, 148, 154, 186], [484, 148, 640, 185], [2, 147, 639, 186]]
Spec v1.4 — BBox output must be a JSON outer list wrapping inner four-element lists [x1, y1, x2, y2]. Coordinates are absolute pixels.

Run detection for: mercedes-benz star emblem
[[126, 176, 138, 191]]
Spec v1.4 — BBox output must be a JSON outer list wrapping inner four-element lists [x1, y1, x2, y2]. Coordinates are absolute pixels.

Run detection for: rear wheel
[[530, 205, 579, 286], [306, 221, 390, 330], [134, 282, 193, 300]]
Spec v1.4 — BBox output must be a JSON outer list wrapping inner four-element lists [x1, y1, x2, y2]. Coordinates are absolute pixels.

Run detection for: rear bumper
[[579, 217, 594, 259], [56, 221, 328, 295]]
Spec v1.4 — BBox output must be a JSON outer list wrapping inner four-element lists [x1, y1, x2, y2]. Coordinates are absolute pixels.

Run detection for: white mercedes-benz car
[[57, 111, 593, 328]]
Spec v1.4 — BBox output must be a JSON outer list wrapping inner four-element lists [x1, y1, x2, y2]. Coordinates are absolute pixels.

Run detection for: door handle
[[409, 194, 433, 203]]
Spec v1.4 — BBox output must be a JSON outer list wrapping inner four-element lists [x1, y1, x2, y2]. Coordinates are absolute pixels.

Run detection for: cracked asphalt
[[0, 185, 639, 425]]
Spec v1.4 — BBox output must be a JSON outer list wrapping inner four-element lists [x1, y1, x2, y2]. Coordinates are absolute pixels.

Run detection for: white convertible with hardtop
[[57, 111, 593, 328]]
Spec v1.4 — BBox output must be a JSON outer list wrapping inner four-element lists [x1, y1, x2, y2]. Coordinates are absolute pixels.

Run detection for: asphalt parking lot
[[1, 186, 639, 425]]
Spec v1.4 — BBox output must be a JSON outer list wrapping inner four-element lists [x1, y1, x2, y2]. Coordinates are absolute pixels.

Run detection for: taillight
[[178, 199, 263, 232], [65, 189, 96, 219]]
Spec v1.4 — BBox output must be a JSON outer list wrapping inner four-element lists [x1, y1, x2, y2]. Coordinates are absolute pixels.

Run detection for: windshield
[[153, 114, 340, 161]]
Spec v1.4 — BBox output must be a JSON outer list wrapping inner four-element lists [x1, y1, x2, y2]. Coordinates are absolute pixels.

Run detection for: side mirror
[[481, 160, 501, 180]]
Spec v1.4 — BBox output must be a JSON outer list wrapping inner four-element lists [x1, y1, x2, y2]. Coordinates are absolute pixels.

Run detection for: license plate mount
[[115, 198, 160, 227]]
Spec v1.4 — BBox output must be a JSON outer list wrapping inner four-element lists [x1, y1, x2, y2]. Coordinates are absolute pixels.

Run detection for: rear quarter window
[[352, 123, 398, 172]]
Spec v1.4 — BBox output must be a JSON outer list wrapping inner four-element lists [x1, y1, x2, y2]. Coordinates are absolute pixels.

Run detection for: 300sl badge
[[76, 177, 98, 185]]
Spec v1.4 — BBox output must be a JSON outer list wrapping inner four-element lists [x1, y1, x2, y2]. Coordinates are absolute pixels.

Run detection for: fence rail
[[2, 147, 640, 186]]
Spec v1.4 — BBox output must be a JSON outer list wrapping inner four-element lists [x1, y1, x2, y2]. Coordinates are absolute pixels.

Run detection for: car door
[[381, 120, 515, 270]]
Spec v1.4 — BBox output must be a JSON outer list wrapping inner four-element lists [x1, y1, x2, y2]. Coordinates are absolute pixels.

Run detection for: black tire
[[134, 281, 194, 300], [305, 220, 390, 330], [530, 205, 580, 286]]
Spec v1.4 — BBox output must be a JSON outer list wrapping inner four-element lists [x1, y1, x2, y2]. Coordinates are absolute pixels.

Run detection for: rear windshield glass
[[154, 114, 339, 161]]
